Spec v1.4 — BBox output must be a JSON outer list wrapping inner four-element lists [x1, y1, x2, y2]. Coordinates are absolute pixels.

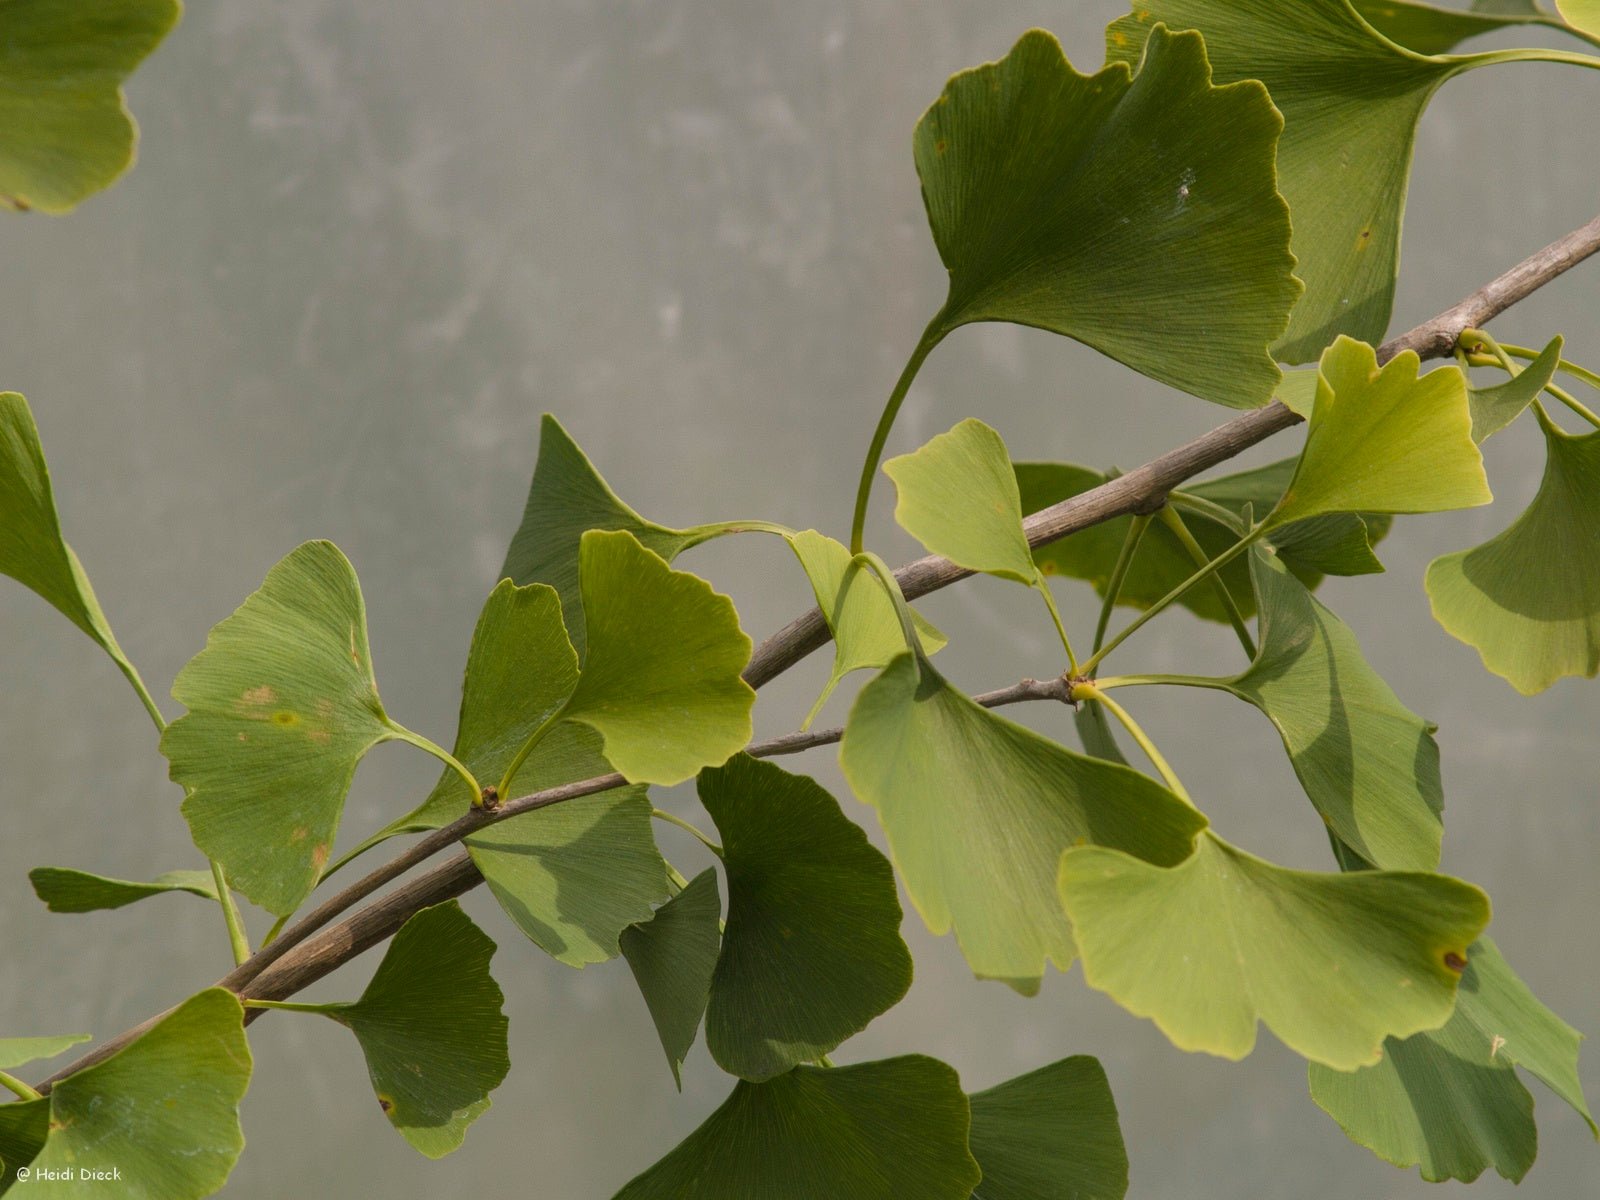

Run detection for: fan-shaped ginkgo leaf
[[1058, 831, 1490, 1068], [1266, 337, 1489, 530], [885, 419, 1039, 584], [917, 26, 1298, 408], [164, 541, 402, 917], [701, 756, 911, 1081], [1105, 1, 1538, 361], [18, 989, 250, 1199], [315, 902, 509, 1159], [840, 653, 1206, 992], [560, 530, 755, 787], [0, 0, 179, 213], [621, 870, 722, 1088], [1426, 411, 1600, 693], [611, 1057, 980, 1200], [1310, 936, 1594, 1184], [28, 867, 218, 913], [968, 1056, 1129, 1199]]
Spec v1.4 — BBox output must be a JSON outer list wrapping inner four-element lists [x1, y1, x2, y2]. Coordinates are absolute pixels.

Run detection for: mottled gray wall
[[1, 2, 1596, 1196]]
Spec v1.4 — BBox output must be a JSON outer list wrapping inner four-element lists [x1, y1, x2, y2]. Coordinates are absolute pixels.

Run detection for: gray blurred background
[[2, 1, 1597, 1195]]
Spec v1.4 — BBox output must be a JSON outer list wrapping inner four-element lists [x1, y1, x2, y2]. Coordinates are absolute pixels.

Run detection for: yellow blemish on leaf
[[271, 711, 300, 727], [1491, 1034, 1507, 1059], [289, 826, 309, 844]]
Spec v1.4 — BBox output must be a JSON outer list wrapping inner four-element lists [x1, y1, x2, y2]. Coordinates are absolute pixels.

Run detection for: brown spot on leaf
[[934, 138, 947, 155], [307, 729, 332, 745], [311, 843, 329, 870], [241, 686, 277, 707], [378, 1095, 393, 1114], [289, 826, 309, 844], [1444, 950, 1468, 973]]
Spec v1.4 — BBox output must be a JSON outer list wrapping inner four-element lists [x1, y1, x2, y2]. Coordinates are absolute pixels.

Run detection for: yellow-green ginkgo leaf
[[840, 653, 1206, 993], [917, 27, 1299, 408], [0, 392, 153, 712], [500, 415, 712, 656], [885, 419, 1040, 584], [1154, 549, 1444, 870], [0, 1036, 89, 1072], [1351, 0, 1572, 54], [1266, 337, 1490, 531], [19, 989, 250, 1199], [164, 541, 401, 916], [560, 530, 755, 787], [1466, 335, 1563, 442], [1058, 830, 1490, 1068], [1426, 410, 1600, 693], [1106, 1, 1580, 361], [783, 530, 945, 726], [1309, 936, 1594, 1184], [612, 1057, 980, 1200], [1557, 0, 1600, 37], [0, 0, 180, 213]]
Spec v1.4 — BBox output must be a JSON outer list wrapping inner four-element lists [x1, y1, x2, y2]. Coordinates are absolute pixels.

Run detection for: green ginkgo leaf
[[701, 756, 912, 1082], [1058, 831, 1490, 1068], [1153, 549, 1443, 870], [29, 867, 218, 913], [0, 392, 153, 709], [501, 414, 709, 655], [0, 1036, 89, 1071], [1557, 0, 1600, 36], [164, 541, 402, 916], [612, 1057, 980, 1200], [885, 420, 1040, 584], [466, 788, 669, 967], [620, 869, 722, 1089], [1266, 337, 1489, 531], [783, 530, 945, 724], [414, 580, 577, 815], [18, 989, 249, 1199], [968, 1056, 1129, 1200], [0, 0, 180, 213], [313, 902, 509, 1159], [1310, 936, 1594, 1183], [917, 27, 1298, 408], [1426, 411, 1600, 693], [560, 530, 754, 787], [840, 653, 1206, 992], [1017, 460, 1385, 627], [1107, 2, 1589, 360], [1466, 335, 1563, 442]]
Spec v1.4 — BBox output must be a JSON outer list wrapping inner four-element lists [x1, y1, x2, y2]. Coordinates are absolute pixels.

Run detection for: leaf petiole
[[1157, 506, 1257, 659], [388, 725, 485, 807], [0, 1068, 42, 1102], [1070, 680, 1193, 805], [849, 320, 949, 555], [651, 808, 724, 858]]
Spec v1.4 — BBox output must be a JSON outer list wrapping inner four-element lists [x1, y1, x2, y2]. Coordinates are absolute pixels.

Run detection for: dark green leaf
[[969, 1056, 1129, 1200], [840, 654, 1205, 992], [0, 1099, 48, 1192], [0, 0, 179, 212], [701, 756, 912, 1081], [621, 870, 722, 1089], [164, 541, 400, 916], [612, 1057, 980, 1199], [29, 867, 218, 913], [1352, 0, 1551, 53], [917, 27, 1298, 408], [320, 902, 509, 1158]]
